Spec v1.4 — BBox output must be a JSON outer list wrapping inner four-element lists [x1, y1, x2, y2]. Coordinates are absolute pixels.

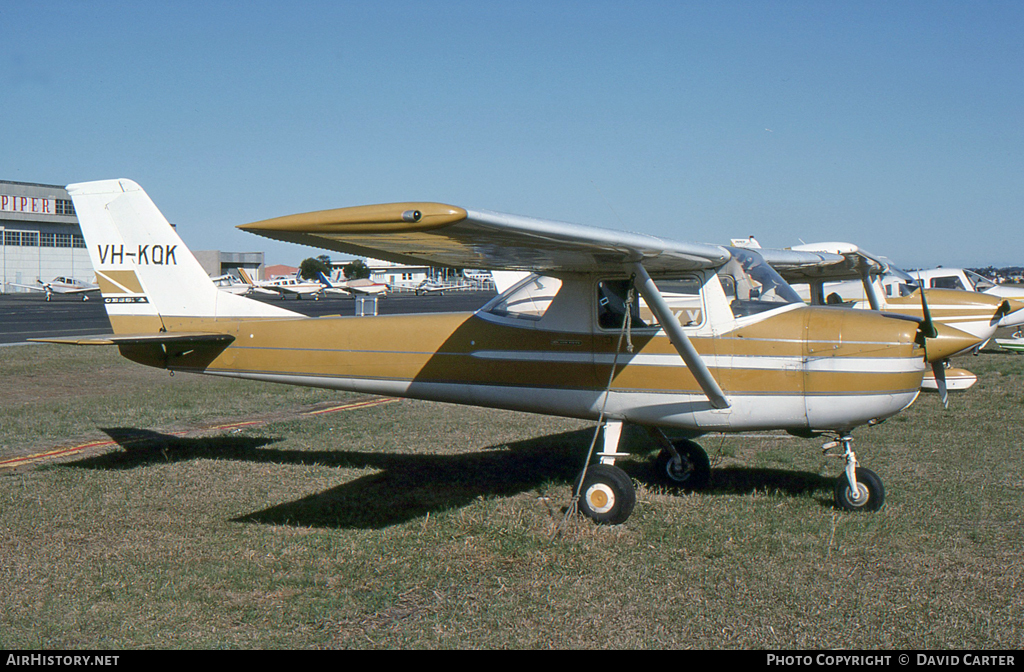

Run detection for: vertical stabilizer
[[66, 179, 299, 333]]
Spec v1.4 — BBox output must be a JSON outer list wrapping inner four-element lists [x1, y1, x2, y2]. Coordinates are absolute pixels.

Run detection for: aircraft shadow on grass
[[66, 426, 833, 529]]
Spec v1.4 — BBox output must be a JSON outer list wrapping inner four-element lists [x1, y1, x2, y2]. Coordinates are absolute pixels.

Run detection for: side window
[[641, 277, 703, 327], [597, 280, 646, 329], [596, 276, 703, 330], [931, 276, 964, 290], [485, 275, 562, 321]]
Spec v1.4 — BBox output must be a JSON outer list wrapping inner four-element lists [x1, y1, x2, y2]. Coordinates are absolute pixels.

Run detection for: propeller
[[916, 284, 948, 408]]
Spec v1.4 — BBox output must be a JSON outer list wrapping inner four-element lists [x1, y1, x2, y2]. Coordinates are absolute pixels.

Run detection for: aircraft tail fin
[[236, 267, 257, 286], [66, 179, 299, 333]]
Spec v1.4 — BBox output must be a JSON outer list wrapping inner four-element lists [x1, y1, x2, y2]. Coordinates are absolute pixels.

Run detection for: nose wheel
[[834, 466, 885, 511], [825, 434, 886, 512]]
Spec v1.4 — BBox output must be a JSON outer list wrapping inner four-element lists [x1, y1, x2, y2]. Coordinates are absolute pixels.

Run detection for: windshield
[[883, 264, 921, 296], [482, 274, 562, 321], [965, 270, 996, 291], [718, 247, 803, 317]]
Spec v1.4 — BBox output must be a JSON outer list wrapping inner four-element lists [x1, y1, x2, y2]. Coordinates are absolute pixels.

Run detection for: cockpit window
[[717, 247, 803, 317], [483, 274, 562, 321]]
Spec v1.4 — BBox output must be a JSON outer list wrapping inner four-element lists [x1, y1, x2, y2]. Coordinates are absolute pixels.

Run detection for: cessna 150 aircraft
[[38, 179, 982, 525]]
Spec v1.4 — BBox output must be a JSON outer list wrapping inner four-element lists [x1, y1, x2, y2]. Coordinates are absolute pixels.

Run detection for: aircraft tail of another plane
[[66, 179, 299, 333]]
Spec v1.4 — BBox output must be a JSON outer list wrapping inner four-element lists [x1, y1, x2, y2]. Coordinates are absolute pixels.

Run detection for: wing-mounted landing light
[[630, 263, 730, 409]]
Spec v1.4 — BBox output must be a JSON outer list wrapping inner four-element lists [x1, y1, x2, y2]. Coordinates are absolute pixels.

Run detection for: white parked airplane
[[37, 179, 984, 524], [236, 267, 324, 299], [210, 273, 251, 295], [8, 276, 100, 301], [909, 267, 1024, 302], [316, 271, 388, 296]]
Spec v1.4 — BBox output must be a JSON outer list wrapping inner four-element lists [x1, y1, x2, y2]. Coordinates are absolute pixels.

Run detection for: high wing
[[758, 242, 890, 283], [241, 202, 733, 408], [239, 203, 731, 274]]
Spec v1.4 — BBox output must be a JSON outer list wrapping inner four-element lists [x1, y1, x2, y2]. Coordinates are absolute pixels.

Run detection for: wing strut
[[630, 263, 731, 409]]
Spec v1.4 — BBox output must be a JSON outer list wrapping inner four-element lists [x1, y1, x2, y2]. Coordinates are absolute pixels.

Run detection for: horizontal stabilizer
[[30, 331, 237, 371], [30, 332, 235, 346]]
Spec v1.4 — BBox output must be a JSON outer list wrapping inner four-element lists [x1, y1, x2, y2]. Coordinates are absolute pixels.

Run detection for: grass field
[[1, 343, 1022, 649]]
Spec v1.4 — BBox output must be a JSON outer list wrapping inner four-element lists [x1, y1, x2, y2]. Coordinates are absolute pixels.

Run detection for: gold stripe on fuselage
[[113, 307, 923, 398]]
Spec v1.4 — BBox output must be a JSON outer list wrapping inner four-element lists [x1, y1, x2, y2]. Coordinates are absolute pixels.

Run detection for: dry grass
[[1, 344, 1022, 649]]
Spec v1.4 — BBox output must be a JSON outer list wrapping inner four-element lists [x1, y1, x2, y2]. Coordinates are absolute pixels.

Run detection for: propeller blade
[[931, 361, 949, 409], [918, 286, 938, 339]]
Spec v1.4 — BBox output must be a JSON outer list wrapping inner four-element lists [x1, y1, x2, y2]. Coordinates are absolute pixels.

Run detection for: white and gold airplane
[[36, 179, 983, 524]]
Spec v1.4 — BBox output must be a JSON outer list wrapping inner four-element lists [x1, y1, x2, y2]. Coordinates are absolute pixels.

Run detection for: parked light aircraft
[[210, 273, 251, 295], [236, 267, 324, 299], [757, 241, 1024, 405], [414, 279, 459, 295], [8, 276, 100, 301], [37, 179, 983, 524], [316, 271, 388, 296], [911, 267, 1024, 301]]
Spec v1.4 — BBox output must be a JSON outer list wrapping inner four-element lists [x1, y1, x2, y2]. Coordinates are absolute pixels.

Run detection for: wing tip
[[239, 202, 467, 234]]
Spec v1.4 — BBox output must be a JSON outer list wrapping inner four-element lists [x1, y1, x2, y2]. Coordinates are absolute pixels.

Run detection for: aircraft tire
[[834, 467, 885, 512], [574, 464, 636, 525], [655, 439, 711, 490]]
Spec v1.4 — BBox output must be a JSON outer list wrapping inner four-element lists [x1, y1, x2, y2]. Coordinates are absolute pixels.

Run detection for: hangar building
[[0, 181, 90, 291], [1, 180, 267, 291]]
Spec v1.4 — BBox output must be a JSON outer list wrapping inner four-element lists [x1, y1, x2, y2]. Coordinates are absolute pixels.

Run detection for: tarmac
[[0, 290, 497, 345]]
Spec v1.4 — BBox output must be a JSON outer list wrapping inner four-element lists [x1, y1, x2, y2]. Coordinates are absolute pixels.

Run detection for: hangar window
[[3, 230, 38, 247], [55, 199, 76, 216], [72, 235, 86, 248]]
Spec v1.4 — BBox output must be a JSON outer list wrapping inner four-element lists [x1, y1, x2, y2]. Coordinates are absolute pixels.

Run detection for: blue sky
[[3, 1, 1022, 268]]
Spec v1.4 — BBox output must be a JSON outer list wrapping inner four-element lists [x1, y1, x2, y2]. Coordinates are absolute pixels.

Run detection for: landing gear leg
[[827, 434, 885, 512], [573, 420, 636, 525]]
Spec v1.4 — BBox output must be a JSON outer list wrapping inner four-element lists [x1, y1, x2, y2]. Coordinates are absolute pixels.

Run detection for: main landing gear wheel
[[655, 439, 711, 490], [574, 464, 636, 525], [834, 467, 885, 512]]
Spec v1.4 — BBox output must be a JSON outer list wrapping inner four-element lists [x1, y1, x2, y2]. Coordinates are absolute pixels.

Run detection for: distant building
[[1, 179, 272, 292], [0, 181, 91, 291], [264, 264, 298, 280], [194, 250, 266, 280], [326, 257, 493, 291]]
